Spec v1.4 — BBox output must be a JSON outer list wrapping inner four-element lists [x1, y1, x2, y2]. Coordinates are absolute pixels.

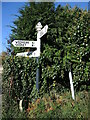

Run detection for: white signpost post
[[12, 22, 48, 92]]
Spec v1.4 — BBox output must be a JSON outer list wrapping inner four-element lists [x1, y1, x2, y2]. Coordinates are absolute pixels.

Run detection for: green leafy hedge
[[2, 2, 90, 110]]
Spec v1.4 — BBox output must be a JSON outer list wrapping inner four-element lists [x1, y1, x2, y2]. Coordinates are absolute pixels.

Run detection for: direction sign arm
[[39, 25, 48, 38]]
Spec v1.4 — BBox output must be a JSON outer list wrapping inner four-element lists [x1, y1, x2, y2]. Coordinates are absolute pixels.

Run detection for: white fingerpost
[[69, 71, 75, 100], [36, 22, 42, 57], [35, 22, 42, 92], [12, 22, 48, 92], [12, 22, 48, 58]]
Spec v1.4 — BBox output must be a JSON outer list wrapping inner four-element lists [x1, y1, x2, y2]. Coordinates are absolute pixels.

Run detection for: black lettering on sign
[[27, 52, 32, 56], [26, 42, 29, 44], [15, 41, 29, 47], [15, 41, 22, 46], [32, 42, 34, 46], [21, 42, 26, 46]]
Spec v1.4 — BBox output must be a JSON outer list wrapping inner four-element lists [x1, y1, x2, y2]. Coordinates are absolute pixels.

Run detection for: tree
[[3, 2, 90, 104]]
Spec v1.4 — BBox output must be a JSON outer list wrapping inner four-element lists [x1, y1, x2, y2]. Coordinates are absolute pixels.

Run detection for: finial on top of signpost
[[36, 22, 42, 32]]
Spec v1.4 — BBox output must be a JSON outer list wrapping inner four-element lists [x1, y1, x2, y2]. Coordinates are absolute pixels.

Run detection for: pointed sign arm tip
[[12, 41, 14, 45], [12, 40, 17, 46], [46, 25, 48, 29]]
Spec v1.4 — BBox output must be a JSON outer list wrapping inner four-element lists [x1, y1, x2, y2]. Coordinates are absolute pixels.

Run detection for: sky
[[1, 2, 89, 53], [2, 2, 26, 53]]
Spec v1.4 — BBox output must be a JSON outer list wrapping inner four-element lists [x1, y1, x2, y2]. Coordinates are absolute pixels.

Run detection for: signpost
[[12, 22, 48, 92], [12, 40, 38, 48], [16, 52, 29, 57], [16, 50, 39, 58], [12, 22, 75, 100], [39, 25, 48, 38]]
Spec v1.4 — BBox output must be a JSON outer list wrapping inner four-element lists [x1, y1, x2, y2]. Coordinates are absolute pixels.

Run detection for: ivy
[[2, 3, 90, 103]]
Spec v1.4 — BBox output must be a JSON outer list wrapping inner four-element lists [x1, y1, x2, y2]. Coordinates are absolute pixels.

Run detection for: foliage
[[27, 90, 89, 119], [0, 51, 7, 65], [2, 94, 27, 119], [2, 2, 90, 118], [3, 2, 89, 96], [2, 56, 37, 101], [2, 89, 89, 119]]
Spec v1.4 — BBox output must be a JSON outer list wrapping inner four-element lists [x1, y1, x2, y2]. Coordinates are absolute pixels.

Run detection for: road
[[0, 65, 3, 119]]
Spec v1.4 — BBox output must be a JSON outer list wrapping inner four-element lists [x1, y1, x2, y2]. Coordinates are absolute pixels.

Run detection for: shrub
[[2, 2, 90, 118], [27, 91, 89, 119]]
